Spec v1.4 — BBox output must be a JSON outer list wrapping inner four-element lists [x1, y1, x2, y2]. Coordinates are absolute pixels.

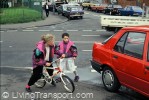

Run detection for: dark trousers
[[28, 65, 54, 86], [45, 9, 49, 17]]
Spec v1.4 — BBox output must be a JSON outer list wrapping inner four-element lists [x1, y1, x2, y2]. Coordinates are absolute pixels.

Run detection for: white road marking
[[91, 69, 97, 72], [82, 30, 92, 32], [82, 35, 100, 37], [1, 66, 32, 69], [96, 30, 106, 32], [22, 30, 34, 32], [9, 46, 12, 48], [82, 50, 92, 52], [85, 13, 89, 14], [93, 14, 99, 16], [54, 30, 63, 32], [51, 26, 56, 28], [1, 66, 57, 70], [0, 31, 4, 32], [66, 30, 78, 32], [0, 41, 3, 43], [90, 66, 97, 73], [26, 27, 38, 29], [39, 30, 50, 32], [7, 30, 18, 32]]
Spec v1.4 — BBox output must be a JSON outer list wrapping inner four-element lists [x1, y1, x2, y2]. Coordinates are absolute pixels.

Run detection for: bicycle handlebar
[[50, 58, 61, 64]]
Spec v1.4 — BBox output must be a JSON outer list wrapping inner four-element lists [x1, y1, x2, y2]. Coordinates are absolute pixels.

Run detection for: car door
[[144, 31, 149, 82], [126, 6, 131, 15], [112, 31, 149, 93], [121, 7, 127, 15], [107, 4, 112, 13], [57, 6, 61, 13]]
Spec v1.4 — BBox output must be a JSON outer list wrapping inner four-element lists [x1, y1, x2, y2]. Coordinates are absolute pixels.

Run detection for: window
[[114, 33, 128, 53], [124, 32, 146, 59], [126, 7, 131, 11], [108, 5, 112, 8], [102, 34, 116, 44]]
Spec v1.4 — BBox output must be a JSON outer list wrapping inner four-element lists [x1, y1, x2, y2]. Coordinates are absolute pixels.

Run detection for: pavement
[[0, 11, 68, 30]]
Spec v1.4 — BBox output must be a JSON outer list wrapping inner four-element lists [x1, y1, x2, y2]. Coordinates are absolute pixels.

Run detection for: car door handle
[[113, 55, 118, 59], [145, 66, 149, 70]]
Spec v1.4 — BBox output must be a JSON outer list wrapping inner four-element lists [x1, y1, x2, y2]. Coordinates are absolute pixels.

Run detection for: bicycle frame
[[42, 58, 65, 84], [35, 58, 75, 93]]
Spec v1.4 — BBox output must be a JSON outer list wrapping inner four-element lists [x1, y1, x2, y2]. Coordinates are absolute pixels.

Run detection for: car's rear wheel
[[80, 16, 83, 19], [110, 11, 112, 15], [62, 13, 65, 16], [102, 67, 121, 92], [68, 16, 71, 20]]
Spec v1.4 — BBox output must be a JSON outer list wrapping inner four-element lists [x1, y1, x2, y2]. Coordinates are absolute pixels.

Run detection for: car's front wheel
[[102, 67, 121, 92]]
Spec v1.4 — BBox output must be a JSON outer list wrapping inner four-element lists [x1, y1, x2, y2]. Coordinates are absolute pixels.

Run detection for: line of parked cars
[[56, 3, 84, 20], [81, 1, 144, 16]]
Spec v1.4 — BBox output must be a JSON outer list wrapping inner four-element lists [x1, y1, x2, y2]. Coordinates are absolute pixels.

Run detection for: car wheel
[[102, 67, 121, 92], [62, 13, 64, 16], [96, 9, 98, 13], [118, 12, 121, 16], [103, 10, 106, 14], [80, 16, 83, 19], [68, 16, 71, 20], [109, 11, 112, 15]]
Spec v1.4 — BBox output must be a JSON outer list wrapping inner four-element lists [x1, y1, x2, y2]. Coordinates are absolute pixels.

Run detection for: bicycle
[[34, 58, 75, 93]]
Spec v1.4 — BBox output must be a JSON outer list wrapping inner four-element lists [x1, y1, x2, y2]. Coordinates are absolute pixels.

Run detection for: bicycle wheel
[[61, 75, 75, 93], [34, 76, 46, 88]]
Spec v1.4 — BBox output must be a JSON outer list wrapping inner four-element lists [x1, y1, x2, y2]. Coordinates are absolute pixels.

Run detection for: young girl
[[26, 34, 56, 92], [56, 33, 79, 82]]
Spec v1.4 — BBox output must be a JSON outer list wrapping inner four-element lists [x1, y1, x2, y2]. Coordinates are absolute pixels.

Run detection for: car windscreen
[[132, 6, 143, 11], [94, 4, 100, 6], [71, 7, 82, 11], [114, 5, 122, 8], [101, 4, 107, 7], [63, 5, 68, 11], [102, 34, 116, 44]]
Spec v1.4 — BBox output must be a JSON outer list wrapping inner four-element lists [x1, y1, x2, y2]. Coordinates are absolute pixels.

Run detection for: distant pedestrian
[[44, 3, 49, 17]]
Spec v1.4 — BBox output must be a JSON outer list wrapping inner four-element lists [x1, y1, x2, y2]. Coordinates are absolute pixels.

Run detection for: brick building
[[103, 0, 149, 7]]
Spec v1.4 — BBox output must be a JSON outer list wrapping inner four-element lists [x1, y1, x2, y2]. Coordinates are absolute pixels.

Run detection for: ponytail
[[41, 34, 55, 43]]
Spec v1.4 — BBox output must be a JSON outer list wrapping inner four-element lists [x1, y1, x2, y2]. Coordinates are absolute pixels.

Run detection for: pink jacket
[[32, 41, 55, 68], [56, 40, 78, 58]]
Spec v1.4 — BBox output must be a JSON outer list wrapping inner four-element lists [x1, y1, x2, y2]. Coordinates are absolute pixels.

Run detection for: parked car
[[82, 0, 92, 10], [91, 26, 149, 97], [91, 4, 100, 11], [65, 6, 84, 20], [104, 4, 123, 15], [49, 1, 65, 12], [68, 2, 80, 6], [97, 4, 108, 12], [119, 6, 144, 16], [57, 4, 69, 16], [91, 4, 108, 12]]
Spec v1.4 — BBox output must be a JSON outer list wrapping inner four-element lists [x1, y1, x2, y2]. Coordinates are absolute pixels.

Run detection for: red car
[[91, 26, 149, 97]]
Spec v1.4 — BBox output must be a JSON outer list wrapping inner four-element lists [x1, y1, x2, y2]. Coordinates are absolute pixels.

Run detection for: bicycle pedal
[[55, 79, 59, 83]]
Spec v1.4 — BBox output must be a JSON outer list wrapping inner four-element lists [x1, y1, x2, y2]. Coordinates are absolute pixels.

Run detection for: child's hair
[[62, 33, 69, 38], [41, 34, 55, 43]]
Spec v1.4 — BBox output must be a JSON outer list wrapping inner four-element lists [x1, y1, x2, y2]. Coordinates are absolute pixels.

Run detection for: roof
[[122, 26, 149, 32]]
